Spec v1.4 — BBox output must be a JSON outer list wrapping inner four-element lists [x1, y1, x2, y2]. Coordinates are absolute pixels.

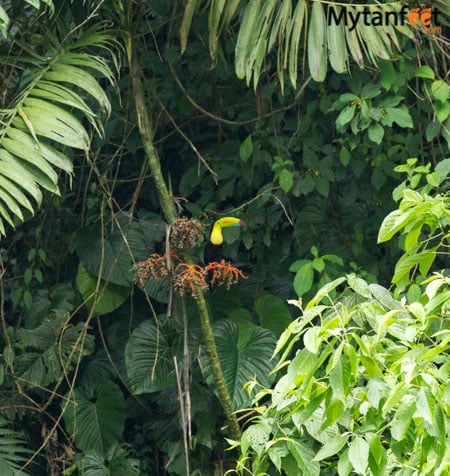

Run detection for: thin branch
[[156, 96, 218, 184], [168, 61, 312, 126]]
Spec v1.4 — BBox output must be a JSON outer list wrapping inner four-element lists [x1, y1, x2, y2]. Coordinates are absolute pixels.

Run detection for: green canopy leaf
[[63, 381, 125, 453], [205, 320, 277, 408]]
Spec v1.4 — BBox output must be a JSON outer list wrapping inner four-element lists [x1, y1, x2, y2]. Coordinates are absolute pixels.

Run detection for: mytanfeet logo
[[327, 4, 442, 35]]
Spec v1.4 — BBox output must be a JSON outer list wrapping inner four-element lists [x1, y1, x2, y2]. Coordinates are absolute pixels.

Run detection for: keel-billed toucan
[[204, 217, 245, 264]]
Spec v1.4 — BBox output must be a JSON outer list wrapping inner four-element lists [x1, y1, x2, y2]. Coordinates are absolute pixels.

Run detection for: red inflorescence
[[206, 260, 247, 290], [173, 262, 209, 298]]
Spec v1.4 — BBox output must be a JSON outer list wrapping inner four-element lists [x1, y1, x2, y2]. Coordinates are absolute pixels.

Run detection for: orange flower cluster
[[173, 262, 209, 298], [206, 260, 247, 289], [133, 219, 246, 297], [170, 218, 204, 249]]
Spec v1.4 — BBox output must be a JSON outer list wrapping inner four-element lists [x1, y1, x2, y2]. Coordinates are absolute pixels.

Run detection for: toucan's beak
[[239, 220, 246, 227]]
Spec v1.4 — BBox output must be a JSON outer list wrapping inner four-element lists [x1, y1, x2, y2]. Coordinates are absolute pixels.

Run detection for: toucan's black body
[[204, 242, 222, 264]]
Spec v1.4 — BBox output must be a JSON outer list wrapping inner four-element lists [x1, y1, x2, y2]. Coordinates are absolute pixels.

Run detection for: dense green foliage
[[0, 0, 448, 475], [229, 168, 450, 475]]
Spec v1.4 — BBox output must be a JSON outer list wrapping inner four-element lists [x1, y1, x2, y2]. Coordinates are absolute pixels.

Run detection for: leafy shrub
[[228, 176, 450, 475]]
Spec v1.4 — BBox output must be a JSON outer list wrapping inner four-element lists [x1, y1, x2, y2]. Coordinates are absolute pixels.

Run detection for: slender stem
[[129, 48, 240, 440], [195, 290, 241, 438], [129, 52, 176, 225]]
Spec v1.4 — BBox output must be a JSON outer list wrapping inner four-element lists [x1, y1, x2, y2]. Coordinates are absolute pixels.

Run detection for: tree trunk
[[129, 47, 241, 440]]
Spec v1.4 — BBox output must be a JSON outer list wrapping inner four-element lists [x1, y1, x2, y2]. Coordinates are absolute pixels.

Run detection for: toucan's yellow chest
[[210, 223, 224, 245]]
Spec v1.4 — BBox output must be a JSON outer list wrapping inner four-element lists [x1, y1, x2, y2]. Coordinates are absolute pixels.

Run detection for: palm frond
[[179, 0, 424, 88], [0, 29, 114, 235]]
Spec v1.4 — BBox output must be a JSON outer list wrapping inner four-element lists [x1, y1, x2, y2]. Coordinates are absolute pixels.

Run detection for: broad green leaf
[[368, 122, 384, 144], [348, 436, 369, 475], [239, 134, 253, 162], [15, 310, 93, 388], [377, 208, 414, 243], [303, 326, 321, 354], [308, 1, 327, 82], [381, 107, 413, 128], [338, 448, 352, 476], [124, 319, 176, 394], [320, 398, 345, 431], [415, 387, 434, 425], [368, 434, 387, 476], [229, 308, 259, 347], [242, 423, 270, 457], [415, 65, 435, 80], [336, 104, 356, 130], [63, 381, 125, 453], [255, 294, 292, 338], [75, 219, 147, 286], [339, 146, 350, 166], [288, 441, 320, 476], [315, 176, 329, 197], [369, 283, 405, 311], [209, 320, 276, 408], [293, 261, 314, 297], [431, 80, 449, 103], [434, 158, 450, 184], [379, 60, 396, 90], [329, 356, 351, 401], [306, 277, 346, 309], [367, 378, 389, 410], [347, 275, 372, 298], [77, 444, 140, 476], [312, 435, 348, 462], [390, 398, 415, 441], [76, 263, 130, 317], [278, 168, 293, 193], [435, 100, 450, 123], [392, 249, 436, 285]]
